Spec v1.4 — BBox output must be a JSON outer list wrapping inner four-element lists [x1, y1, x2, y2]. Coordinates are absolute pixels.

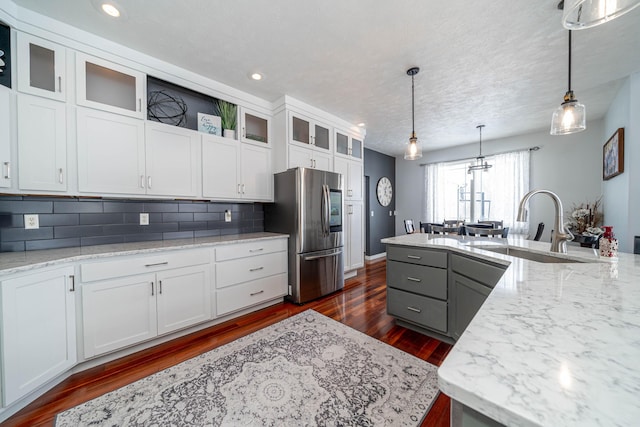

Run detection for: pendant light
[[404, 67, 423, 160], [562, 0, 640, 29], [550, 30, 586, 135], [468, 125, 492, 174]]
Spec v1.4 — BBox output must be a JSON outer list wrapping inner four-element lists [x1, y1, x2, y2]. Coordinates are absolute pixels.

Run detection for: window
[[423, 150, 530, 233]]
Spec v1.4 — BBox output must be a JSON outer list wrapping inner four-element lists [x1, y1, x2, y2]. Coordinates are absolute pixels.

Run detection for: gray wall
[[364, 148, 395, 256], [0, 196, 264, 252]]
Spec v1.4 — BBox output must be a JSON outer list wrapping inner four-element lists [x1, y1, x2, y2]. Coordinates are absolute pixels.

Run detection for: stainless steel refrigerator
[[265, 167, 344, 304]]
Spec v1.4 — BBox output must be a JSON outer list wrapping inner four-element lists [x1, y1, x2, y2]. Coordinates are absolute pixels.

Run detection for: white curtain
[[423, 150, 530, 234]]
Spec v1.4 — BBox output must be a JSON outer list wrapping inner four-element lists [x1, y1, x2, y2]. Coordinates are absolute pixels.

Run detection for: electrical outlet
[[140, 213, 149, 225], [225, 210, 232, 222], [24, 214, 39, 229], [371, 211, 374, 217]]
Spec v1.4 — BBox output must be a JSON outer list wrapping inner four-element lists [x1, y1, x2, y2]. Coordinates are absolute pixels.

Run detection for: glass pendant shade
[[404, 132, 423, 160], [563, 0, 640, 29], [550, 92, 586, 135]]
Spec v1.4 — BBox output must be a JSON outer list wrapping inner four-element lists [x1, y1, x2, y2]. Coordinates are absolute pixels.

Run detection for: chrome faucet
[[517, 189, 573, 253]]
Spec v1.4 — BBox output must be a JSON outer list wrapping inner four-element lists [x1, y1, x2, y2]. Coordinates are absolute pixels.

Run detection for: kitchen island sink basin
[[477, 246, 587, 263]]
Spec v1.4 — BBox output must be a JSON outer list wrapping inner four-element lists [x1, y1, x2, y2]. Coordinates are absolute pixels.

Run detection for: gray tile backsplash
[[0, 196, 265, 252]]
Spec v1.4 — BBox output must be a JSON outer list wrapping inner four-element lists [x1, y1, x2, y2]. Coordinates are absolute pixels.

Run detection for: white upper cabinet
[[76, 53, 146, 119], [240, 107, 271, 147], [17, 94, 67, 192], [289, 111, 332, 153], [145, 122, 200, 198], [77, 107, 146, 195], [202, 134, 272, 201], [17, 33, 66, 102], [0, 86, 12, 188], [335, 129, 363, 160], [288, 145, 332, 172]]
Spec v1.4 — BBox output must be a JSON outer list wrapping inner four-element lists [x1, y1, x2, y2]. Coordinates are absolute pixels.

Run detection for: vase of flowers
[[567, 197, 603, 235]]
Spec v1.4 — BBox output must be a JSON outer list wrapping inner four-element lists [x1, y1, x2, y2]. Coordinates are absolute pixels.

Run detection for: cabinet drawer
[[387, 260, 447, 300], [387, 245, 447, 268], [387, 288, 447, 333], [215, 238, 287, 262], [217, 273, 287, 316], [81, 249, 210, 282], [451, 254, 506, 288], [216, 251, 287, 289]]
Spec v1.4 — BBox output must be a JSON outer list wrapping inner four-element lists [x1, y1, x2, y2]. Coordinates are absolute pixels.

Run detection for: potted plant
[[215, 99, 237, 139]]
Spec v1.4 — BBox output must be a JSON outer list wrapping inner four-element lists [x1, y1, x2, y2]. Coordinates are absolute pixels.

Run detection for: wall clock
[[376, 176, 393, 207]]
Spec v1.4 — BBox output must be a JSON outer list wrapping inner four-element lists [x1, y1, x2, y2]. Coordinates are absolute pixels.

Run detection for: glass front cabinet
[[289, 111, 332, 153], [76, 53, 146, 119], [335, 128, 363, 160], [17, 33, 66, 102], [240, 107, 271, 146]]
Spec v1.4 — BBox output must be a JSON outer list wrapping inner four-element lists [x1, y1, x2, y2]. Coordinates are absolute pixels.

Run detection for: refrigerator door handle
[[302, 249, 343, 261], [321, 184, 330, 236]]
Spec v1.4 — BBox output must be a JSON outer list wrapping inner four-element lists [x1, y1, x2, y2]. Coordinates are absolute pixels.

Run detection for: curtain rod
[[419, 146, 540, 166]]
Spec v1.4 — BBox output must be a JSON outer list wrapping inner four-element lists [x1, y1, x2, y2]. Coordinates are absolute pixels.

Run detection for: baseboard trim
[[365, 252, 386, 262]]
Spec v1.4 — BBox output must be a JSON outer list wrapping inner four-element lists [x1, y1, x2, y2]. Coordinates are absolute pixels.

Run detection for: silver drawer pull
[[407, 255, 422, 260], [145, 261, 169, 267], [249, 248, 264, 253], [407, 277, 421, 282], [250, 266, 264, 272], [250, 290, 264, 296], [407, 306, 422, 313]]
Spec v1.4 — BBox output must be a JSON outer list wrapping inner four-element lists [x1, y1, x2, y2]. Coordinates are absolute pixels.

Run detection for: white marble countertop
[[382, 234, 640, 427], [0, 232, 288, 275]]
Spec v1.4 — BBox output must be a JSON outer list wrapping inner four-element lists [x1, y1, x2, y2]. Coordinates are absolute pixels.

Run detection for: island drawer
[[387, 260, 447, 300], [451, 254, 506, 288], [387, 288, 447, 333], [387, 245, 447, 268]]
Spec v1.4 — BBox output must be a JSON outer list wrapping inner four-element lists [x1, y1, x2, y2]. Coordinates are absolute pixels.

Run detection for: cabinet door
[[156, 265, 212, 335], [77, 108, 146, 195], [451, 272, 491, 341], [345, 202, 364, 271], [347, 160, 363, 200], [351, 136, 363, 159], [313, 122, 331, 151], [290, 112, 311, 146], [82, 273, 157, 358], [17, 94, 67, 191], [76, 53, 145, 119], [202, 134, 241, 199], [240, 107, 270, 146], [313, 150, 333, 171], [145, 122, 200, 197], [1, 267, 76, 406], [241, 144, 272, 201], [288, 144, 314, 169], [0, 86, 11, 188], [17, 33, 66, 101]]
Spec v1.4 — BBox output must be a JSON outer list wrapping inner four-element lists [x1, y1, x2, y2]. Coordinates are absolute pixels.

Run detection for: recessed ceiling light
[[101, 3, 120, 17], [250, 73, 263, 81], [358, 123, 365, 127]]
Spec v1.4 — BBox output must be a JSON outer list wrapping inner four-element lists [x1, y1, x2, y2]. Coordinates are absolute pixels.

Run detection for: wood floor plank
[[2, 259, 452, 427]]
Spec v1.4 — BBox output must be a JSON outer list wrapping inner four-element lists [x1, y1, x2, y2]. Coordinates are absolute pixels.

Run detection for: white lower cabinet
[[344, 202, 364, 271], [0, 267, 76, 406], [80, 252, 212, 358]]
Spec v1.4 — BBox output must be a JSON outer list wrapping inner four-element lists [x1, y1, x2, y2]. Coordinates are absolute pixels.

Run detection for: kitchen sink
[[477, 246, 586, 263]]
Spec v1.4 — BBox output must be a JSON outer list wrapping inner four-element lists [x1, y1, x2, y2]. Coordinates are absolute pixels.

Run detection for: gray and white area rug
[[56, 310, 439, 426]]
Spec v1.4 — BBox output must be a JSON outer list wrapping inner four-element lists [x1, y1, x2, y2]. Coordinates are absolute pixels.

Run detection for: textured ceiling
[[8, 0, 640, 156]]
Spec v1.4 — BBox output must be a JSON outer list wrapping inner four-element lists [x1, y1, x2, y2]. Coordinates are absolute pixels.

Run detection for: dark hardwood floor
[[2, 258, 452, 427]]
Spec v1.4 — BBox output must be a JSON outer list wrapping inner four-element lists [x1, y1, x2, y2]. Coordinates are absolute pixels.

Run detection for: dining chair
[[404, 219, 416, 234], [533, 222, 544, 241], [442, 219, 464, 234], [465, 226, 506, 238], [430, 225, 447, 234], [478, 220, 503, 229]]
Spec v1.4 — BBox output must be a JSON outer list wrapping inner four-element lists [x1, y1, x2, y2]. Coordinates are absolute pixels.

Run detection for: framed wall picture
[[197, 112, 222, 135], [603, 128, 624, 180]]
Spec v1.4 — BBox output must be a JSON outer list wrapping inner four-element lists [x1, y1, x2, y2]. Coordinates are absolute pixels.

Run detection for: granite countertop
[[382, 234, 640, 427], [0, 232, 289, 275]]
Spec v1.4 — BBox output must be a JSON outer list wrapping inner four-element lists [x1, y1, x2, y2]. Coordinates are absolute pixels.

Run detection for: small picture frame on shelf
[[197, 112, 222, 135], [603, 128, 624, 180]]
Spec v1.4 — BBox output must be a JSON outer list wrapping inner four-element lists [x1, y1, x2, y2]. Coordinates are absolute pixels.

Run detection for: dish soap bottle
[[599, 226, 618, 258]]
